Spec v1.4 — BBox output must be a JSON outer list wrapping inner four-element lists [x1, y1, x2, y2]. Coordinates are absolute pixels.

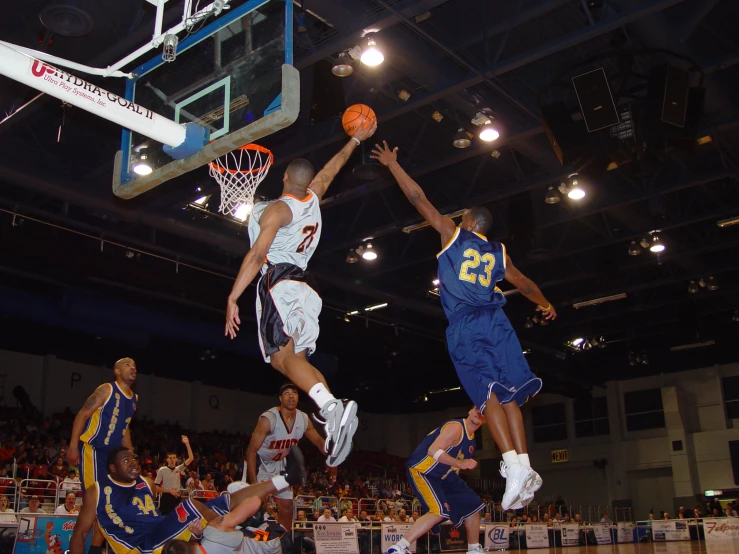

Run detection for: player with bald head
[[226, 120, 377, 467], [67, 357, 138, 554]]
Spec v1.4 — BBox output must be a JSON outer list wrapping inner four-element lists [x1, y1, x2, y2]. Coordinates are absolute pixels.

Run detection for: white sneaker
[[501, 463, 534, 510], [499, 462, 541, 509], [316, 399, 359, 467], [467, 545, 485, 554], [387, 543, 408, 554]]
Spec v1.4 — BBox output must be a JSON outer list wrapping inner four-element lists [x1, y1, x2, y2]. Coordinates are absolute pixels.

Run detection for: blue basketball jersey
[[437, 228, 507, 320], [407, 419, 477, 480], [96, 473, 159, 550], [80, 382, 137, 450]]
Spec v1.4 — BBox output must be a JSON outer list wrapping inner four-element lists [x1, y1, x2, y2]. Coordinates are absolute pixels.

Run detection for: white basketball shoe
[[500, 461, 542, 510], [501, 463, 535, 510], [316, 398, 359, 467]]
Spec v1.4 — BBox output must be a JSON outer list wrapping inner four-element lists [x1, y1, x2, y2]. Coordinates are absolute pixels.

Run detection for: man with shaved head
[[225, 120, 377, 467], [67, 357, 138, 553]]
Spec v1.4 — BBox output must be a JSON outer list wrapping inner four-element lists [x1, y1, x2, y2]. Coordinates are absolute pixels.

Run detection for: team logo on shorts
[[175, 504, 189, 523]]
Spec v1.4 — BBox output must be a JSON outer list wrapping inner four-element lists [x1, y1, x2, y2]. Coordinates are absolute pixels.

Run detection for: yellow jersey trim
[[472, 231, 488, 241], [501, 242, 507, 270], [80, 384, 113, 443], [437, 227, 460, 258], [115, 382, 134, 399], [463, 419, 475, 441]]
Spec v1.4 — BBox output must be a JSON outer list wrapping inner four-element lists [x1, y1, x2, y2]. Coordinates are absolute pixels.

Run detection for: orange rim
[[208, 143, 274, 175]]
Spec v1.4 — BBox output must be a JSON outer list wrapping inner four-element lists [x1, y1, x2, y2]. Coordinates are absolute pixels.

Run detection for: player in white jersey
[[225, 119, 377, 468], [246, 383, 331, 530]]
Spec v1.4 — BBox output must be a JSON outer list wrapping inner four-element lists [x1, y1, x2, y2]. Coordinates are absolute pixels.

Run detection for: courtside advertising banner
[[439, 523, 467, 551], [314, 523, 359, 554], [651, 520, 690, 541], [703, 518, 739, 541], [524, 524, 549, 548], [592, 523, 612, 544], [484, 524, 510, 550], [559, 523, 580, 546], [381, 523, 417, 553], [13, 515, 88, 554], [616, 522, 635, 543]]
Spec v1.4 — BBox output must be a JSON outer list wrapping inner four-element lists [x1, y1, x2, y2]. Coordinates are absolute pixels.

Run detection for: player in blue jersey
[[67, 357, 139, 553], [386, 408, 485, 554], [373, 143, 557, 510], [69, 445, 306, 554]]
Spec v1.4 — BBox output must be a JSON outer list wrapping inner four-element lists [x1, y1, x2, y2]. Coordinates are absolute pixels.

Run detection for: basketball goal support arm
[[0, 43, 207, 158]]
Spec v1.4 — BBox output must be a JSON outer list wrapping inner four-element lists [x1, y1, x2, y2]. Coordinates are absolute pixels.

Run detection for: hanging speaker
[[572, 68, 620, 132], [649, 64, 690, 128]]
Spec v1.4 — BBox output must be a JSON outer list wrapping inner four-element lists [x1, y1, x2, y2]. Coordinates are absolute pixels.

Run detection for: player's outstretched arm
[[371, 142, 456, 245], [426, 422, 477, 470], [67, 383, 112, 467], [309, 119, 377, 200], [69, 486, 98, 554], [225, 202, 293, 339], [246, 416, 271, 484], [504, 255, 557, 320]]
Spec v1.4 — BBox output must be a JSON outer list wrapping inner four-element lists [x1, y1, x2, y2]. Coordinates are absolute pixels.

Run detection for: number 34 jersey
[[437, 228, 507, 320], [248, 190, 322, 273]]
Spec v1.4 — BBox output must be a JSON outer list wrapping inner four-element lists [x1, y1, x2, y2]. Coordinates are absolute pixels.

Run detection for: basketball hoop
[[208, 144, 273, 221]]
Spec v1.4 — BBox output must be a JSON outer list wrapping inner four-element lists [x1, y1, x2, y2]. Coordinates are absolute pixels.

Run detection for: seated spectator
[[410, 511, 419, 523], [264, 505, 278, 521], [55, 492, 80, 516], [358, 510, 371, 526], [49, 456, 68, 481], [481, 511, 492, 523], [396, 509, 409, 523], [0, 495, 15, 524], [601, 512, 611, 523], [510, 517, 518, 527], [311, 509, 321, 521], [573, 513, 581, 523], [19, 496, 44, 514], [693, 507, 702, 519], [542, 513, 550, 524], [60, 469, 81, 495], [339, 509, 358, 523], [530, 515, 538, 523], [317, 508, 336, 523], [562, 514, 571, 523]]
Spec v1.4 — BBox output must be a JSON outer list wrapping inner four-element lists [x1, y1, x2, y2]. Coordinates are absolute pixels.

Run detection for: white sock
[[271, 475, 289, 491], [397, 538, 410, 550], [502, 450, 519, 467], [468, 544, 481, 552], [309, 383, 335, 409], [518, 453, 531, 467]]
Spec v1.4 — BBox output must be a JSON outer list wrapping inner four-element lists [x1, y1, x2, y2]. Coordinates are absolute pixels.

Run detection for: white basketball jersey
[[248, 191, 322, 273], [256, 407, 308, 474]]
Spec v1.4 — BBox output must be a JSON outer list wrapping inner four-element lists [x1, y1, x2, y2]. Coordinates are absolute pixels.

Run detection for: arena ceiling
[[0, 0, 738, 413]]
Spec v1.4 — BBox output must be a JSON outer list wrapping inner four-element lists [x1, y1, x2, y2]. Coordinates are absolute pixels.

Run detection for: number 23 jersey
[[248, 190, 322, 273], [437, 228, 507, 320]]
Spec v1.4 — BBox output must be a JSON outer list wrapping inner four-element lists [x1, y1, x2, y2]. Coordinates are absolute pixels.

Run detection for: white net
[[208, 144, 274, 220]]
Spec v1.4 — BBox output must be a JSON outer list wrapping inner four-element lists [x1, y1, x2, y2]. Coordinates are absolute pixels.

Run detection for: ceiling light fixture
[[432, 278, 440, 287], [132, 148, 152, 176], [707, 276, 719, 291], [490, 149, 502, 159], [688, 281, 699, 294], [649, 233, 665, 253], [571, 338, 585, 347], [331, 52, 354, 77], [545, 186, 561, 204], [345, 249, 359, 264], [558, 173, 585, 200], [628, 240, 642, 256], [365, 302, 388, 312], [452, 128, 471, 149], [192, 195, 210, 206], [233, 202, 253, 222], [397, 89, 411, 102], [479, 122, 500, 142], [431, 111, 444, 122], [733, 310, 739, 322], [356, 242, 377, 260], [360, 34, 384, 66]]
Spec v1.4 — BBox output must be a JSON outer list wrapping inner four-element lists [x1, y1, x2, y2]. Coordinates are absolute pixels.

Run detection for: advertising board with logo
[[484, 524, 510, 550], [703, 518, 739, 541], [381, 523, 416, 553], [560, 523, 580, 546], [313, 523, 359, 554], [525, 524, 549, 548], [13, 515, 89, 554], [439, 523, 467, 552]]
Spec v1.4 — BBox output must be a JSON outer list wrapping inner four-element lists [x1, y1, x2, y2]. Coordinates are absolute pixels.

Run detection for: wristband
[[538, 303, 551, 311], [351, 137, 361, 145], [432, 449, 445, 462]]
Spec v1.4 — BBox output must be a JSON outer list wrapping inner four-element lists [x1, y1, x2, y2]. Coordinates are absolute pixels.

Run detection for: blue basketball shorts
[[407, 468, 484, 527], [446, 306, 542, 411]]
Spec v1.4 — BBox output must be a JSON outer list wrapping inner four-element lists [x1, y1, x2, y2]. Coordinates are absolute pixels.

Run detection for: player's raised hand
[[181, 435, 189, 445], [353, 118, 378, 142], [458, 459, 477, 470], [370, 141, 398, 166], [536, 303, 557, 320], [225, 299, 241, 339]]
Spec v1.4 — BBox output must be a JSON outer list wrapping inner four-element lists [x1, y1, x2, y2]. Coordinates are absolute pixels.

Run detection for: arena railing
[[16, 478, 69, 513], [293, 495, 316, 518]]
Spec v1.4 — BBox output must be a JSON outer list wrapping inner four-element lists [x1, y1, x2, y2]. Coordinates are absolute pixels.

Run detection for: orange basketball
[[342, 104, 376, 136]]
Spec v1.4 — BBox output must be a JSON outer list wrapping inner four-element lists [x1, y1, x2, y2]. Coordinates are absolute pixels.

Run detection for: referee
[[155, 435, 194, 514]]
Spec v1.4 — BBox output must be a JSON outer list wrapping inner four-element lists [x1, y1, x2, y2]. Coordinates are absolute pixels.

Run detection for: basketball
[[342, 104, 376, 136]]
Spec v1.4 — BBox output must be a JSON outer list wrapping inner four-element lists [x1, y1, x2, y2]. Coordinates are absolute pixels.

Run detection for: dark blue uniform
[[407, 419, 484, 527], [95, 473, 230, 554], [79, 382, 137, 491], [438, 228, 541, 411]]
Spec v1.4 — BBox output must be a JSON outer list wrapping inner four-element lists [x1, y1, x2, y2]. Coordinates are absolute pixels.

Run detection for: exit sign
[[551, 449, 569, 463]]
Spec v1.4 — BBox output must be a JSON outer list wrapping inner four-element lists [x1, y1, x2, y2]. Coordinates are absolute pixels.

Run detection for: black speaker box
[[572, 68, 620, 132], [649, 64, 690, 128], [540, 102, 587, 166]]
